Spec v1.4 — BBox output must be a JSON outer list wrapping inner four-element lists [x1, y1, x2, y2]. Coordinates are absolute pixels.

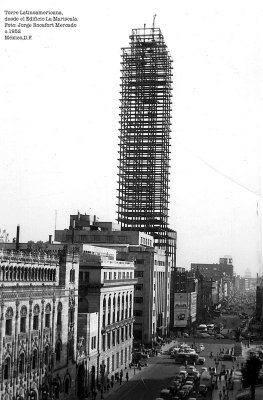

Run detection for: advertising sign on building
[[174, 293, 188, 327], [190, 292, 197, 323]]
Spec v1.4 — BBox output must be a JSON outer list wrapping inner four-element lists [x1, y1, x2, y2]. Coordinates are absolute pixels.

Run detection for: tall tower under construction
[[117, 26, 176, 260]]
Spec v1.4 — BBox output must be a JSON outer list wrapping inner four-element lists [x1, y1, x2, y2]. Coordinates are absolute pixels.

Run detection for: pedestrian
[[110, 375, 114, 388], [126, 372, 129, 382], [119, 375, 122, 385], [219, 390, 222, 400]]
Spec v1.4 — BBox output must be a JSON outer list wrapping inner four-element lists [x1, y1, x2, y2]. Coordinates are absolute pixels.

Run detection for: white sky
[[1, 0, 262, 276]]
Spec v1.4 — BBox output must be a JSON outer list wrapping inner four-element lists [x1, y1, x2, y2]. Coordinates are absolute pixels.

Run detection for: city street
[[100, 338, 249, 400]]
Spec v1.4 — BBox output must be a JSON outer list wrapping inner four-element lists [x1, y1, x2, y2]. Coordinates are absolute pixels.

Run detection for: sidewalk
[[88, 340, 177, 400]]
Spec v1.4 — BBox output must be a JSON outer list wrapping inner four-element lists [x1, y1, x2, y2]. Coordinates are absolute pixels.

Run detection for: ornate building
[[0, 248, 79, 400]]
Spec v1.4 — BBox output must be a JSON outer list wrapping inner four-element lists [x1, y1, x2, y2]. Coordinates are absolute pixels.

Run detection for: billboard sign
[[190, 292, 197, 322], [174, 293, 188, 327]]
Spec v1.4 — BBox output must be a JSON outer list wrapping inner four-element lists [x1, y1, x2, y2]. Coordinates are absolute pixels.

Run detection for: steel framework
[[117, 27, 173, 252]]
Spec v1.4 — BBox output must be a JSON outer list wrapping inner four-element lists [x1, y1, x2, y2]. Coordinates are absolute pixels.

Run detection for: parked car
[[177, 389, 188, 399], [215, 334, 225, 339], [196, 357, 205, 365], [181, 384, 193, 395], [199, 333, 210, 338], [199, 384, 208, 395]]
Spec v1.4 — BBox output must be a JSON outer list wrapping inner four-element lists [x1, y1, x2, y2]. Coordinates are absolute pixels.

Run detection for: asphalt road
[[103, 338, 242, 400]]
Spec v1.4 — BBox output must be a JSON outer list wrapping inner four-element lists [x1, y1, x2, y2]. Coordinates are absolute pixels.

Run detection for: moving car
[[199, 344, 205, 351]]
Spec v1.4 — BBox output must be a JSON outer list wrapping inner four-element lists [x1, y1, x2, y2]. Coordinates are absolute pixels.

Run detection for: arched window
[[45, 303, 51, 328], [3, 357, 10, 380], [69, 308, 74, 325], [13, 266, 17, 280], [56, 340, 62, 362], [5, 307, 13, 336], [20, 306, 27, 333], [33, 304, 40, 330], [57, 302, 62, 331], [44, 345, 49, 365], [18, 352, 25, 374], [64, 377, 70, 394], [32, 348, 38, 370], [70, 269, 75, 283]]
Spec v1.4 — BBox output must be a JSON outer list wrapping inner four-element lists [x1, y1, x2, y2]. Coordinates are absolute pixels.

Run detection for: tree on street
[[241, 354, 262, 400]]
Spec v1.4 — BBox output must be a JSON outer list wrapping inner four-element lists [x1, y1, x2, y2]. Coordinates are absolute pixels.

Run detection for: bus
[[174, 352, 199, 364]]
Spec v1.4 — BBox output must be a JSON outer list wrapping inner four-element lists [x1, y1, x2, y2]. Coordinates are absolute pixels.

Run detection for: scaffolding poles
[[117, 27, 173, 250]]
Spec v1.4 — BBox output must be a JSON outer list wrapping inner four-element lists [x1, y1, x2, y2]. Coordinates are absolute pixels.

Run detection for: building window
[[18, 353, 25, 374], [104, 272, 107, 280], [20, 316, 26, 333], [107, 332, 111, 349], [134, 310, 143, 317], [70, 269, 75, 283], [112, 331, 115, 346], [32, 349, 38, 370], [45, 313, 50, 328], [134, 271, 144, 278], [102, 335, 106, 352], [5, 319, 12, 336], [44, 346, 49, 365], [91, 336, 96, 350], [117, 329, 120, 345], [56, 341, 62, 362], [3, 357, 10, 380], [116, 352, 119, 369], [5, 307, 13, 336], [135, 284, 143, 291], [134, 297, 143, 304], [108, 297, 111, 325], [121, 350, 123, 366], [121, 327, 124, 342], [122, 272, 125, 279], [45, 304, 51, 328], [57, 302, 62, 331], [33, 315, 39, 330], [136, 259, 144, 264], [112, 355, 115, 371], [109, 272, 112, 280]]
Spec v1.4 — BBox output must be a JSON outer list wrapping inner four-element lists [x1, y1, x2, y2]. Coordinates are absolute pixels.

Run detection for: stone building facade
[[77, 245, 135, 397], [0, 248, 79, 400]]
